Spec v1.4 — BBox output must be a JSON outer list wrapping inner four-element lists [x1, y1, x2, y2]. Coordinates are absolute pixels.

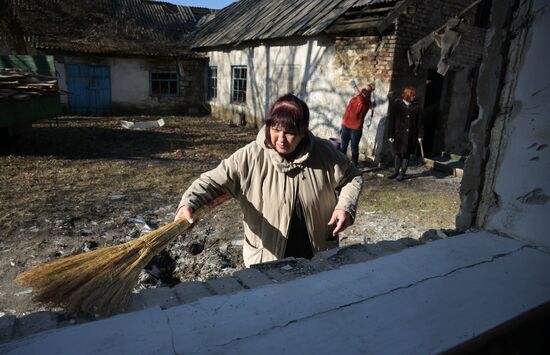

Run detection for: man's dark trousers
[[340, 125, 362, 166]]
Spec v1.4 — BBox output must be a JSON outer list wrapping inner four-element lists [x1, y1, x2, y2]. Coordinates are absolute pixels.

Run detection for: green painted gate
[[0, 55, 61, 128]]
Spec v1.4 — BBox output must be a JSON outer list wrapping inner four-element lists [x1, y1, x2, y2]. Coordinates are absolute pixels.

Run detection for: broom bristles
[[15, 193, 230, 316]]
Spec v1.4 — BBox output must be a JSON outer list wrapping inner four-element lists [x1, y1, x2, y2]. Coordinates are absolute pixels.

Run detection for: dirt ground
[[0, 115, 461, 317]]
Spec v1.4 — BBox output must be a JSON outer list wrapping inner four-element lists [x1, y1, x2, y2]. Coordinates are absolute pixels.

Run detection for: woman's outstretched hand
[[174, 205, 194, 223], [328, 209, 350, 236]]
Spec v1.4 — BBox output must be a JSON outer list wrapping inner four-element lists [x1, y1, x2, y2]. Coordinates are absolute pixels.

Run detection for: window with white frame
[[208, 66, 217, 99], [231, 65, 247, 103], [150, 72, 179, 96]]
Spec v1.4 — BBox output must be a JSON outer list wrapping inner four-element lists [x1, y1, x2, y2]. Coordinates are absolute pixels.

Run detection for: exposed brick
[[126, 287, 179, 312], [173, 281, 213, 304], [257, 265, 300, 283], [233, 268, 273, 289], [206, 276, 243, 295]]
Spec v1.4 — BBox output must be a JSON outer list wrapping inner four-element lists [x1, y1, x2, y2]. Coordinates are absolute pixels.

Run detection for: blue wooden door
[[66, 64, 111, 115]]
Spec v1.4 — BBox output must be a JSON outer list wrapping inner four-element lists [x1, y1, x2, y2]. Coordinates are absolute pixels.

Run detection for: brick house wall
[[388, 0, 487, 157]]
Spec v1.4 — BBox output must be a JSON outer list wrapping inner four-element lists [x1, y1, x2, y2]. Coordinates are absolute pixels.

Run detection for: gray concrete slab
[[126, 286, 179, 312], [13, 312, 59, 340], [215, 247, 550, 354], [233, 268, 273, 289], [173, 280, 212, 304], [2, 232, 548, 355], [206, 276, 243, 295], [0, 315, 15, 342]]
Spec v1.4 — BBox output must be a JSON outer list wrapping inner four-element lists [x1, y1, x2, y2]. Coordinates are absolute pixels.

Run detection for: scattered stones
[[14, 290, 32, 296], [82, 240, 99, 252], [80, 229, 92, 236]]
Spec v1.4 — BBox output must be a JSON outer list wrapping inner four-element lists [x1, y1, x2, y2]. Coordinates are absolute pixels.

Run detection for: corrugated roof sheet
[[352, 0, 397, 7], [192, 0, 364, 49], [353, 0, 397, 7], [1, 0, 216, 57]]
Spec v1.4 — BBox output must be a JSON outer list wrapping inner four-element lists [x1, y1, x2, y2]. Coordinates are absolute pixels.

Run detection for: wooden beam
[[361, 6, 396, 15], [325, 19, 381, 34], [333, 17, 384, 26]]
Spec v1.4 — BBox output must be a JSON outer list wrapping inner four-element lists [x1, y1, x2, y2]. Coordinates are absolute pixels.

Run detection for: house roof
[[1, 0, 216, 57], [191, 0, 402, 49], [352, 0, 397, 7], [191, 0, 364, 49]]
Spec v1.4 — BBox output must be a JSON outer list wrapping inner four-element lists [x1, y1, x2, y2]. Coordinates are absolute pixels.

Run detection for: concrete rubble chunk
[[173, 281, 213, 304], [0, 315, 16, 343], [332, 245, 375, 264], [315, 248, 340, 260], [233, 268, 273, 289], [126, 287, 179, 312], [396, 237, 423, 247], [259, 266, 300, 283], [206, 276, 244, 295], [14, 311, 59, 339], [363, 240, 407, 257]]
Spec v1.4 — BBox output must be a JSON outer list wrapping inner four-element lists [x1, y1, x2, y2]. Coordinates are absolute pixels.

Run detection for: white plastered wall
[[207, 39, 391, 161], [55, 57, 189, 110]]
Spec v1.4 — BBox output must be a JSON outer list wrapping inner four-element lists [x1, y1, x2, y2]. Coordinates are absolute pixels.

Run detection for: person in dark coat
[[387, 86, 424, 181]]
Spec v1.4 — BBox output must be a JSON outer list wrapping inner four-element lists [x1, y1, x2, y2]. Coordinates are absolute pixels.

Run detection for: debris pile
[[0, 68, 59, 100]]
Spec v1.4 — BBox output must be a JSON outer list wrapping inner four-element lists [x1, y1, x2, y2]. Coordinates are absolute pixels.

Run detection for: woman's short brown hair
[[402, 86, 416, 102], [264, 94, 309, 146]]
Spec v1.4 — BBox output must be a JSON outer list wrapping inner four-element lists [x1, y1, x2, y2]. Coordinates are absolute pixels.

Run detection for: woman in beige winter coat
[[175, 94, 363, 267]]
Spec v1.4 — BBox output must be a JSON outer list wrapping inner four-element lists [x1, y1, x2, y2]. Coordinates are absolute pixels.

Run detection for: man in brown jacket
[[176, 94, 363, 267]]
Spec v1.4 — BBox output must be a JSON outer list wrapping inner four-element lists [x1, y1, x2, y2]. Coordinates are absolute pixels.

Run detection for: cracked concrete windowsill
[[1, 231, 549, 354]]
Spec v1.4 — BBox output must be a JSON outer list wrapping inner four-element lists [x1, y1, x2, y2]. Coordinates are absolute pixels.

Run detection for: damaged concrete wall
[[207, 36, 395, 161], [458, 0, 550, 250], [55, 56, 207, 115], [109, 57, 207, 115]]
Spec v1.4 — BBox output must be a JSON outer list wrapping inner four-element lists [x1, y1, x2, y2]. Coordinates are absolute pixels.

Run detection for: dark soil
[[0, 115, 461, 317]]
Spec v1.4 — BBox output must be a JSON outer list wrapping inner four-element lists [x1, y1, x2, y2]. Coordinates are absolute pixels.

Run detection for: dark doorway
[[422, 70, 445, 157]]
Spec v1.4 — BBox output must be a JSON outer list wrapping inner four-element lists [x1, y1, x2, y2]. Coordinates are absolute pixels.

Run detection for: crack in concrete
[[530, 82, 550, 97], [166, 315, 179, 355], [526, 244, 550, 255], [212, 297, 231, 314], [208, 246, 527, 350]]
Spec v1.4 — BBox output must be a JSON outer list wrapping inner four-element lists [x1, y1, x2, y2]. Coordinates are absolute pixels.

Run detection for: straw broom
[[15, 193, 230, 317]]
